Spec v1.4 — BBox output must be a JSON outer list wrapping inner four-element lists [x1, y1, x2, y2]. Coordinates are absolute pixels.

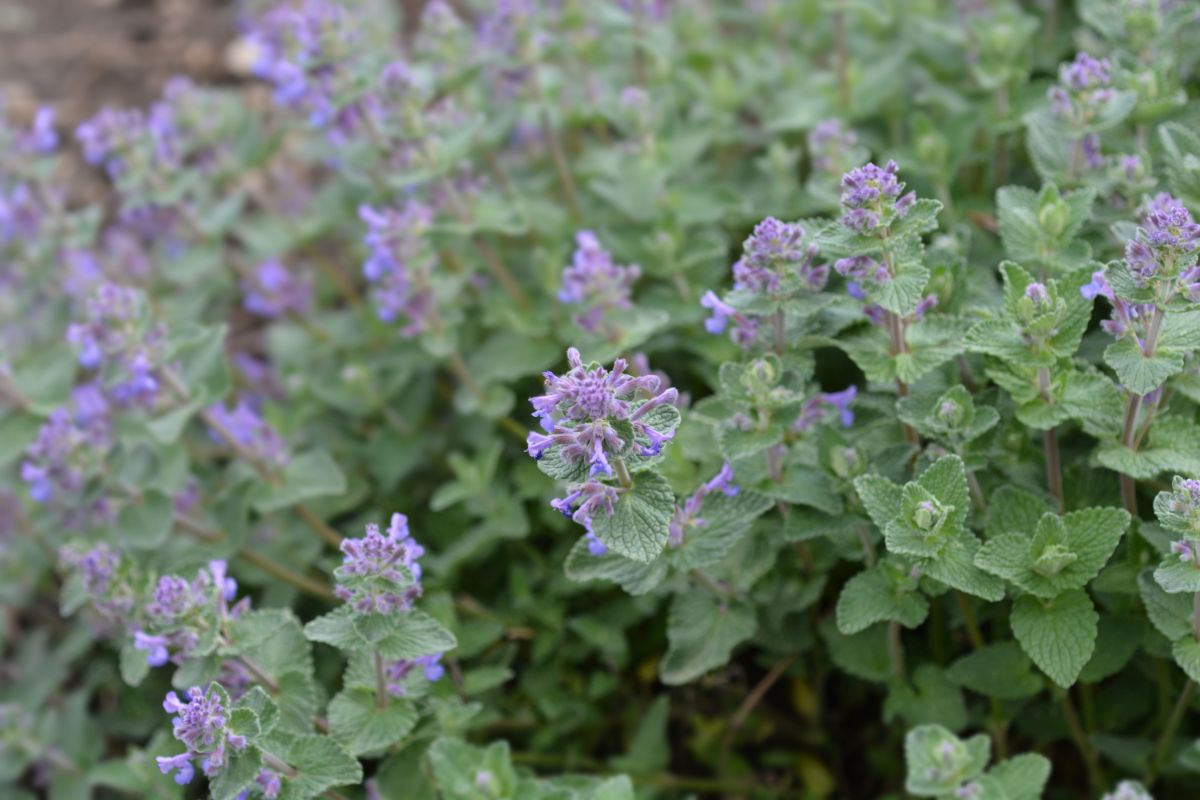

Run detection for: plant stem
[[1044, 427, 1063, 512], [375, 651, 389, 709], [719, 652, 799, 772], [954, 591, 985, 650], [1060, 691, 1105, 793], [613, 457, 633, 490], [887, 621, 906, 683], [1145, 680, 1195, 787], [444, 350, 527, 441]]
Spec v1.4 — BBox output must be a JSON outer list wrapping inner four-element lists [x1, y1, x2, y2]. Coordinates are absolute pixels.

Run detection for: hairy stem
[[887, 621, 906, 683], [1044, 427, 1063, 512]]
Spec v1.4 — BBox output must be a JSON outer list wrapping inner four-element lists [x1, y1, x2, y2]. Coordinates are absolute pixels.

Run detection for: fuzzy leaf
[[835, 563, 929, 635], [986, 754, 1052, 800], [946, 642, 1042, 700], [564, 536, 667, 595], [659, 589, 756, 685], [328, 689, 419, 756], [904, 725, 990, 797], [1011, 589, 1098, 688], [589, 472, 676, 563], [251, 451, 348, 513]]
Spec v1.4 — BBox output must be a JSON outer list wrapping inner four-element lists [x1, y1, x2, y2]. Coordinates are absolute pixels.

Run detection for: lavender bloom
[[136, 561, 245, 667], [334, 513, 426, 614], [1025, 282, 1050, 308], [59, 543, 136, 620], [808, 119, 858, 175], [839, 160, 916, 235], [256, 769, 283, 799], [1101, 781, 1153, 800], [384, 652, 445, 697], [527, 348, 678, 476], [241, 260, 312, 318], [359, 200, 437, 336], [75, 107, 147, 177], [558, 231, 640, 333], [66, 283, 164, 407], [21, 395, 111, 503], [157, 685, 247, 783], [21, 106, 58, 154], [550, 480, 620, 530], [794, 386, 858, 431], [667, 463, 739, 547], [700, 290, 761, 349], [1048, 52, 1116, 123], [207, 397, 288, 467], [0, 183, 42, 243], [585, 531, 608, 556], [1080, 269, 1115, 301]]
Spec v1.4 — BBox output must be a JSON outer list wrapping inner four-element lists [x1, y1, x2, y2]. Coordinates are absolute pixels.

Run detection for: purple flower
[[1080, 269, 1114, 301], [22, 106, 58, 154], [700, 291, 760, 348], [134, 631, 171, 667], [359, 200, 437, 335], [157, 685, 246, 781], [668, 463, 739, 547], [242, 260, 312, 318], [20, 390, 111, 504], [839, 160, 915, 235], [557, 231, 640, 333], [207, 397, 288, 467], [384, 652, 445, 696], [550, 480, 620, 530], [334, 513, 426, 614], [1049, 52, 1116, 122], [1121, 154, 1144, 181], [808, 119, 858, 174], [1171, 539, 1197, 563], [1063, 52, 1111, 92], [1025, 282, 1050, 308], [585, 531, 608, 556], [794, 386, 858, 431]]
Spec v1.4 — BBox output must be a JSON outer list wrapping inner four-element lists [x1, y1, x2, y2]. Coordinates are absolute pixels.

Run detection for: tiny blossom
[[359, 200, 437, 335], [60, 543, 135, 619], [808, 119, 858, 175], [136, 561, 244, 667], [384, 652, 445, 697], [1170, 539, 1198, 563], [630, 353, 688, 408], [1048, 52, 1116, 121], [584, 531, 608, 555], [334, 513, 426, 614], [839, 160, 916, 235], [558, 231, 640, 333], [527, 349, 677, 476], [207, 397, 288, 467], [21, 394, 111, 503], [1102, 780, 1154, 800], [241, 260, 312, 318], [550, 480, 620, 530], [1124, 193, 1200, 285], [794, 386, 858, 431], [1025, 282, 1050, 308], [700, 290, 760, 348], [156, 685, 246, 784], [668, 462, 740, 547], [255, 769, 282, 799]]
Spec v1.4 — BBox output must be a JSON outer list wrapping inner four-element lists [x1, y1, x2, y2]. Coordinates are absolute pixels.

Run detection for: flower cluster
[[245, 0, 366, 134], [839, 160, 916, 235], [66, 283, 163, 407], [359, 200, 438, 335], [1048, 52, 1115, 122], [1124, 193, 1200, 288], [21, 385, 112, 504], [242, 260, 313, 318], [808, 119, 859, 177], [793, 386, 858, 432], [700, 217, 825, 348], [1102, 781, 1153, 800], [333, 513, 426, 614], [557, 231, 640, 334], [59, 543, 136, 621], [383, 653, 445, 697], [207, 397, 288, 468], [526, 348, 678, 476], [156, 684, 247, 786], [666, 462, 740, 547], [134, 560, 246, 667]]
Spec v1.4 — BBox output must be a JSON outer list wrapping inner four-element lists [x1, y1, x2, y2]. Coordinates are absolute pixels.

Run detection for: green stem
[[1145, 680, 1195, 787], [1060, 691, 1105, 793], [613, 457, 633, 490]]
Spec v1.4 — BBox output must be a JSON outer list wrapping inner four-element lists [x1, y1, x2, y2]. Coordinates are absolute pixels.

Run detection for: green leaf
[[114, 491, 174, 549], [118, 639, 151, 687], [304, 606, 361, 651], [946, 642, 1043, 700], [267, 732, 362, 799], [868, 257, 930, 317], [251, 451, 347, 513], [986, 485, 1052, 539], [1172, 638, 1200, 683], [209, 748, 262, 800], [821, 618, 894, 683], [373, 610, 458, 662], [904, 724, 990, 797], [718, 422, 784, 462], [564, 536, 667, 595], [763, 468, 842, 515], [835, 562, 928, 635], [328, 689, 419, 756], [1011, 589, 1098, 688], [426, 737, 517, 800], [986, 754, 1052, 800], [1155, 553, 1200, 593], [922, 534, 1006, 601], [884, 664, 967, 732], [1079, 614, 1143, 683], [589, 472, 675, 563], [854, 473, 903, 531], [609, 696, 670, 775], [1140, 568, 1194, 642], [1104, 336, 1184, 396], [669, 488, 773, 570], [659, 589, 756, 685]]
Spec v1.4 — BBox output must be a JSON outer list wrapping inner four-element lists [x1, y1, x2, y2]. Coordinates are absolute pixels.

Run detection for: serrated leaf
[[1104, 336, 1184, 396], [589, 472, 675, 563], [268, 733, 362, 798], [659, 589, 756, 685], [946, 642, 1042, 700], [209, 748, 262, 800], [374, 611, 458, 661], [1140, 568, 1193, 641], [251, 451, 347, 513], [670, 488, 773, 569], [854, 473, 903, 531], [884, 664, 966, 731], [328, 689, 419, 756], [564, 536, 667, 595], [1011, 589, 1098, 688], [1155, 554, 1200, 593], [115, 491, 174, 550], [986, 753, 1052, 800], [835, 563, 929, 634]]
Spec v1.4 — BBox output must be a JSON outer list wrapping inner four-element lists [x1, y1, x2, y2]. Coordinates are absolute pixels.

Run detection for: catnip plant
[[5, 0, 1200, 798]]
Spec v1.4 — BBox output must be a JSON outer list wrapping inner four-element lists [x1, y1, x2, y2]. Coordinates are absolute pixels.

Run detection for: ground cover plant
[[4, 0, 1200, 797]]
